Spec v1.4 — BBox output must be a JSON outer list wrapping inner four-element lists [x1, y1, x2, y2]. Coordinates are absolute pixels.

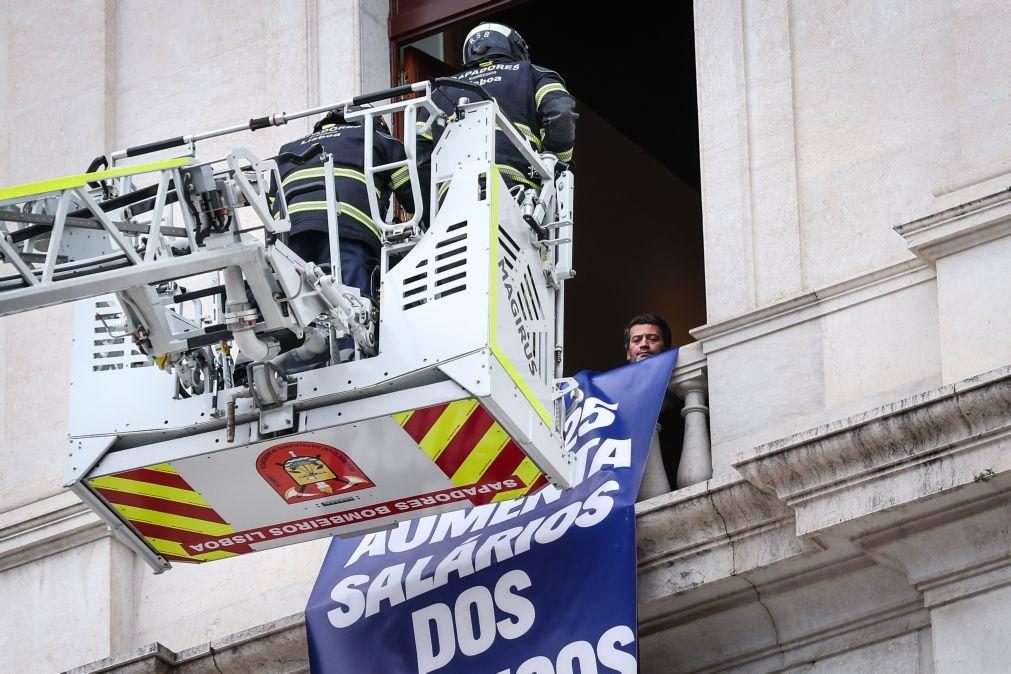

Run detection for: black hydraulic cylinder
[[124, 136, 187, 158], [352, 84, 415, 105]]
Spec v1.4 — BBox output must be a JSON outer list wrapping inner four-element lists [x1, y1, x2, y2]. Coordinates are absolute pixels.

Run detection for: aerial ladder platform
[[0, 81, 576, 572]]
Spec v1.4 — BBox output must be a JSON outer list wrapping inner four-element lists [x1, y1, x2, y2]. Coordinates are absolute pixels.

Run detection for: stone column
[[671, 342, 711, 489], [674, 376, 711, 488]]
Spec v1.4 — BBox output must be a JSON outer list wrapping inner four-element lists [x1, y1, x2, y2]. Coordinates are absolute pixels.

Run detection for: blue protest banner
[[306, 349, 678, 674]]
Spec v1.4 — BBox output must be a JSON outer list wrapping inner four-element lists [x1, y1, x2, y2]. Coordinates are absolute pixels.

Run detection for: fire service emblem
[[256, 441, 374, 504]]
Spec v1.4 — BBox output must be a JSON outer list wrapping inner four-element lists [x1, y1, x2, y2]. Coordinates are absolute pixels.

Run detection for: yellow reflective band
[[286, 201, 381, 239], [496, 164, 539, 189], [418, 399, 481, 461], [144, 463, 178, 474], [450, 422, 512, 486], [391, 167, 411, 189], [490, 458, 542, 502], [513, 122, 543, 150], [557, 148, 573, 162], [488, 167, 553, 427], [286, 200, 329, 214], [281, 167, 380, 196], [111, 504, 234, 536], [0, 156, 191, 203], [438, 182, 452, 196], [492, 486, 532, 503], [514, 457, 542, 488], [393, 411, 413, 427], [89, 475, 212, 507], [535, 83, 568, 109], [415, 121, 433, 141], [339, 202, 382, 238], [146, 536, 237, 562], [497, 124, 542, 150]]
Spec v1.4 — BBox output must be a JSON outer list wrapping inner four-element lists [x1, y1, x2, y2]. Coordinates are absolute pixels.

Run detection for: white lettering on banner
[[433, 536, 480, 587], [532, 503, 581, 545], [493, 624, 637, 674], [413, 570, 536, 674], [520, 484, 563, 515], [327, 575, 370, 629], [412, 603, 454, 674], [596, 625, 637, 673], [588, 438, 631, 477], [328, 481, 619, 628], [389, 517, 436, 553], [431, 506, 495, 545], [494, 570, 535, 639], [366, 563, 408, 619], [513, 657, 553, 674], [564, 397, 618, 452], [455, 585, 497, 656], [473, 517, 544, 572], [555, 641, 597, 674], [405, 556, 437, 600], [576, 398, 619, 437]]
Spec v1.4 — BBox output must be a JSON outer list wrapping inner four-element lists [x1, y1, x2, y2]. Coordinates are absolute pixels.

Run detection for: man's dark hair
[[623, 313, 672, 351]]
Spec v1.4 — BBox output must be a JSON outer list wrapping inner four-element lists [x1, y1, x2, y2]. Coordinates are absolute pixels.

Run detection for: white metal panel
[[379, 161, 493, 368], [69, 294, 179, 438]]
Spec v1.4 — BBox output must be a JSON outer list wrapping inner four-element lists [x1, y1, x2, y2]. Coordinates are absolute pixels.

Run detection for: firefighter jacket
[[418, 56, 577, 191], [271, 120, 414, 254]]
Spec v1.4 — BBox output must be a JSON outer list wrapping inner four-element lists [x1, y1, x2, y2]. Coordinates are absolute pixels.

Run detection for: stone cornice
[[67, 613, 308, 673], [690, 259, 933, 352], [0, 490, 108, 572], [635, 473, 805, 623], [734, 364, 1011, 538], [896, 186, 1011, 263], [636, 474, 798, 576]]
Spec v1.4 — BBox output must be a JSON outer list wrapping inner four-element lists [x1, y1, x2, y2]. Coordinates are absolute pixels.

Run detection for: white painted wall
[[696, 0, 1011, 320], [0, 1, 389, 671]]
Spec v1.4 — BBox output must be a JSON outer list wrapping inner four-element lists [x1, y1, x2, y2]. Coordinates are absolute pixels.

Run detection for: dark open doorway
[[391, 0, 705, 374]]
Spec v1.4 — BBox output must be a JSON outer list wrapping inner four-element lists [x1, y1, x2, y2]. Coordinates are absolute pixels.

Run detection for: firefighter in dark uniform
[[417, 22, 577, 212], [272, 107, 414, 301]]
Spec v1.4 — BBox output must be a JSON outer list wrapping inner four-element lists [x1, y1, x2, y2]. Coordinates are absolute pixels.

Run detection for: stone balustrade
[[671, 342, 711, 489]]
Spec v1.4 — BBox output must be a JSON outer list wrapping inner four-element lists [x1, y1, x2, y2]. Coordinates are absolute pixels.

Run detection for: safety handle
[[352, 84, 415, 106], [85, 155, 109, 189], [247, 116, 273, 131], [124, 136, 187, 158], [85, 155, 108, 174]]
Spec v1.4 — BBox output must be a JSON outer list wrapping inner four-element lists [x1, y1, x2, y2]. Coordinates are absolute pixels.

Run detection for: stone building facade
[[2, 1, 1010, 672]]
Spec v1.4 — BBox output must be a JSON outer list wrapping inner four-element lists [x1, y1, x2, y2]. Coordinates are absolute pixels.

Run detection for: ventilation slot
[[89, 298, 152, 372], [522, 268, 544, 320], [401, 222, 469, 310]]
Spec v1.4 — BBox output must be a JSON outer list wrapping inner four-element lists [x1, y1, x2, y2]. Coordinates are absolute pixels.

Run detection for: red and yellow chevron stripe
[[89, 463, 243, 564], [393, 399, 549, 505]]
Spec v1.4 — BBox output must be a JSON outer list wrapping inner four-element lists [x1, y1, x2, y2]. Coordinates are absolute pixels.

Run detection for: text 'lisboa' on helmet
[[462, 23, 530, 65]]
